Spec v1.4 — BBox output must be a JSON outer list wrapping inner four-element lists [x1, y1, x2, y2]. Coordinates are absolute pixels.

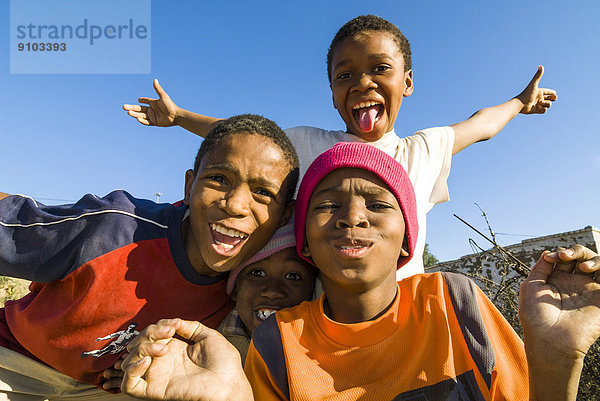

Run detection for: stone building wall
[[430, 226, 599, 286]]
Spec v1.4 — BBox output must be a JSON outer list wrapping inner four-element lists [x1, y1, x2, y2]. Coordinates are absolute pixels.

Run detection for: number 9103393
[[18, 43, 67, 51]]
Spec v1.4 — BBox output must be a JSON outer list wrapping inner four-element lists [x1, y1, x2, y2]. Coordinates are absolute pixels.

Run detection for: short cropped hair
[[326, 15, 412, 82], [193, 114, 299, 205]]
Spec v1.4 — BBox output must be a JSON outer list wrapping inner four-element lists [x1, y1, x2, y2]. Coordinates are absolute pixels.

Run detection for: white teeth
[[256, 309, 276, 320], [210, 223, 247, 238], [341, 245, 363, 249], [215, 241, 234, 250], [353, 101, 380, 110]]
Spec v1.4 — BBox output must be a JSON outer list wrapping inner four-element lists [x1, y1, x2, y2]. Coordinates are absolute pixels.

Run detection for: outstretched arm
[[123, 79, 223, 138], [519, 245, 600, 401], [118, 318, 253, 401], [451, 66, 557, 155]]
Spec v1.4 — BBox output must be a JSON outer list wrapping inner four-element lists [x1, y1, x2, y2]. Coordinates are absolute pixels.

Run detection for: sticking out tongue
[[213, 230, 243, 246], [358, 106, 379, 132]]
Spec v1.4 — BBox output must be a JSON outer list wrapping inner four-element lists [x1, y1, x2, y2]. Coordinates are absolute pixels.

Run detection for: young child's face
[[183, 133, 293, 276], [233, 247, 316, 334], [330, 31, 413, 142], [303, 167, 405, 290]]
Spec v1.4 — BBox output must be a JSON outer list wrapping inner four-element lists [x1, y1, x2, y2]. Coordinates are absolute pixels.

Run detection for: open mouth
[[210, 223, 248, 255], [352, 102, 384, 133], [255, 307, 279, 321]]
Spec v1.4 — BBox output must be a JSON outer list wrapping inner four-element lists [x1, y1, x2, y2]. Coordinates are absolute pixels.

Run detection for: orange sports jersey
[[245, 272, 528, 401]]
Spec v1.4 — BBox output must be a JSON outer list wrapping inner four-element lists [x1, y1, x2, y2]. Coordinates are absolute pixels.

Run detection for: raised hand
[[516, 65, 558, 114], [123, 79, 179, 126], [519, 245, 600, 359], [120, 318, 253, 401]]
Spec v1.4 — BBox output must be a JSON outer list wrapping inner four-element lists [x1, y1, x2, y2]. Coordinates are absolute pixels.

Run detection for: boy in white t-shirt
[[123, 15, 556, 279]]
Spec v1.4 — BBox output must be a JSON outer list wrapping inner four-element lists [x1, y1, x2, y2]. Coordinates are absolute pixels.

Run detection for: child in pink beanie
[[243, 142, 600, 400]]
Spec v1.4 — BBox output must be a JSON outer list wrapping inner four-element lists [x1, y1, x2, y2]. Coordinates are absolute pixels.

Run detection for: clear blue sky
[[1, 0, 598, 263]]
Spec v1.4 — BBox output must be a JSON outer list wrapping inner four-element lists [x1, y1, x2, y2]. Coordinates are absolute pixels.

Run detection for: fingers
[[103, 367, 124, 378], [121, 356, 151, 396], [122, 341, 170, 371], [126, 109, 152, 125], [127, 110, 148, 119], [173, 319, 211, 342], [124, 103, 153, 125], [113, 352, 129, 370], [544, 244, 593, 264], [123, 104, 146, 112], [102, 367, 124, 390], [137, 97, 156, 105], [121, 340, 168, 374], [126, 319, 179, 352], [543, 244, 600, 276], [121, 320, 178, 369], [535, 88, 557, 112], [542, 88, 558, 101], [537, 101, 552, 109], [102, 377, 123, 391], [153, 79, 168, 99]]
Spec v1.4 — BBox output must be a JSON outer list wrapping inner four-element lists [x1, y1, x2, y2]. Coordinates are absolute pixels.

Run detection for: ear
[[403, 70, 414, 97], [400, 248, 409, 257], [301, 238, 311, 258], [230, 287, 237, 302], [183, 169, 195, 206]]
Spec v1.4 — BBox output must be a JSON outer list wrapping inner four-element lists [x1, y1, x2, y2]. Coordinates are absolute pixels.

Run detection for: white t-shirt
[[284, 126, 454, 280]]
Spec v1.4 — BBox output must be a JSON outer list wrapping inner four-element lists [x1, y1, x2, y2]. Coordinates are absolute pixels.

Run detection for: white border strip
[[0, 209, 168, 229]]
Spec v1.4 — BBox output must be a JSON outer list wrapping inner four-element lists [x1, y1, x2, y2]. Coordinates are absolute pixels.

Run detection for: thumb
[[174, 319, 212, 342], [528, 65, 544, 89], [121, 356, 151, 397], [526, 251, 553, 284], [153, 79, 167, 99]]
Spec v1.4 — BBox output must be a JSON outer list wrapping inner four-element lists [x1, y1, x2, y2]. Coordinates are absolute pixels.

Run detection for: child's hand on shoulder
[[516, 65, 558, 114]]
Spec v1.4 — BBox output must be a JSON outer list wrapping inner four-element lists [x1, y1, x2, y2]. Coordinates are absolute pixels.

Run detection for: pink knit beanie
[[294, 142, 418, 270], [226, 221, 296, 295]]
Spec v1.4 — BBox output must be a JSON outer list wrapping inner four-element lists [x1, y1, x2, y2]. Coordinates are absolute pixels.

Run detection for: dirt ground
[[0, 277, 30, 307]]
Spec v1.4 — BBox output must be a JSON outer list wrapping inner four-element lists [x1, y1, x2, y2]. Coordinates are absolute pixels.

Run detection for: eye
[[285, 272, 301, 281], [336, 72, 351, 80], [367, 202, 393, 211], [374, 65, 391, 73], [314, 202, 338, 211], [254, 188, 275, 198], [249, 268, 266, 278], [208, 175, 226, 184]]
